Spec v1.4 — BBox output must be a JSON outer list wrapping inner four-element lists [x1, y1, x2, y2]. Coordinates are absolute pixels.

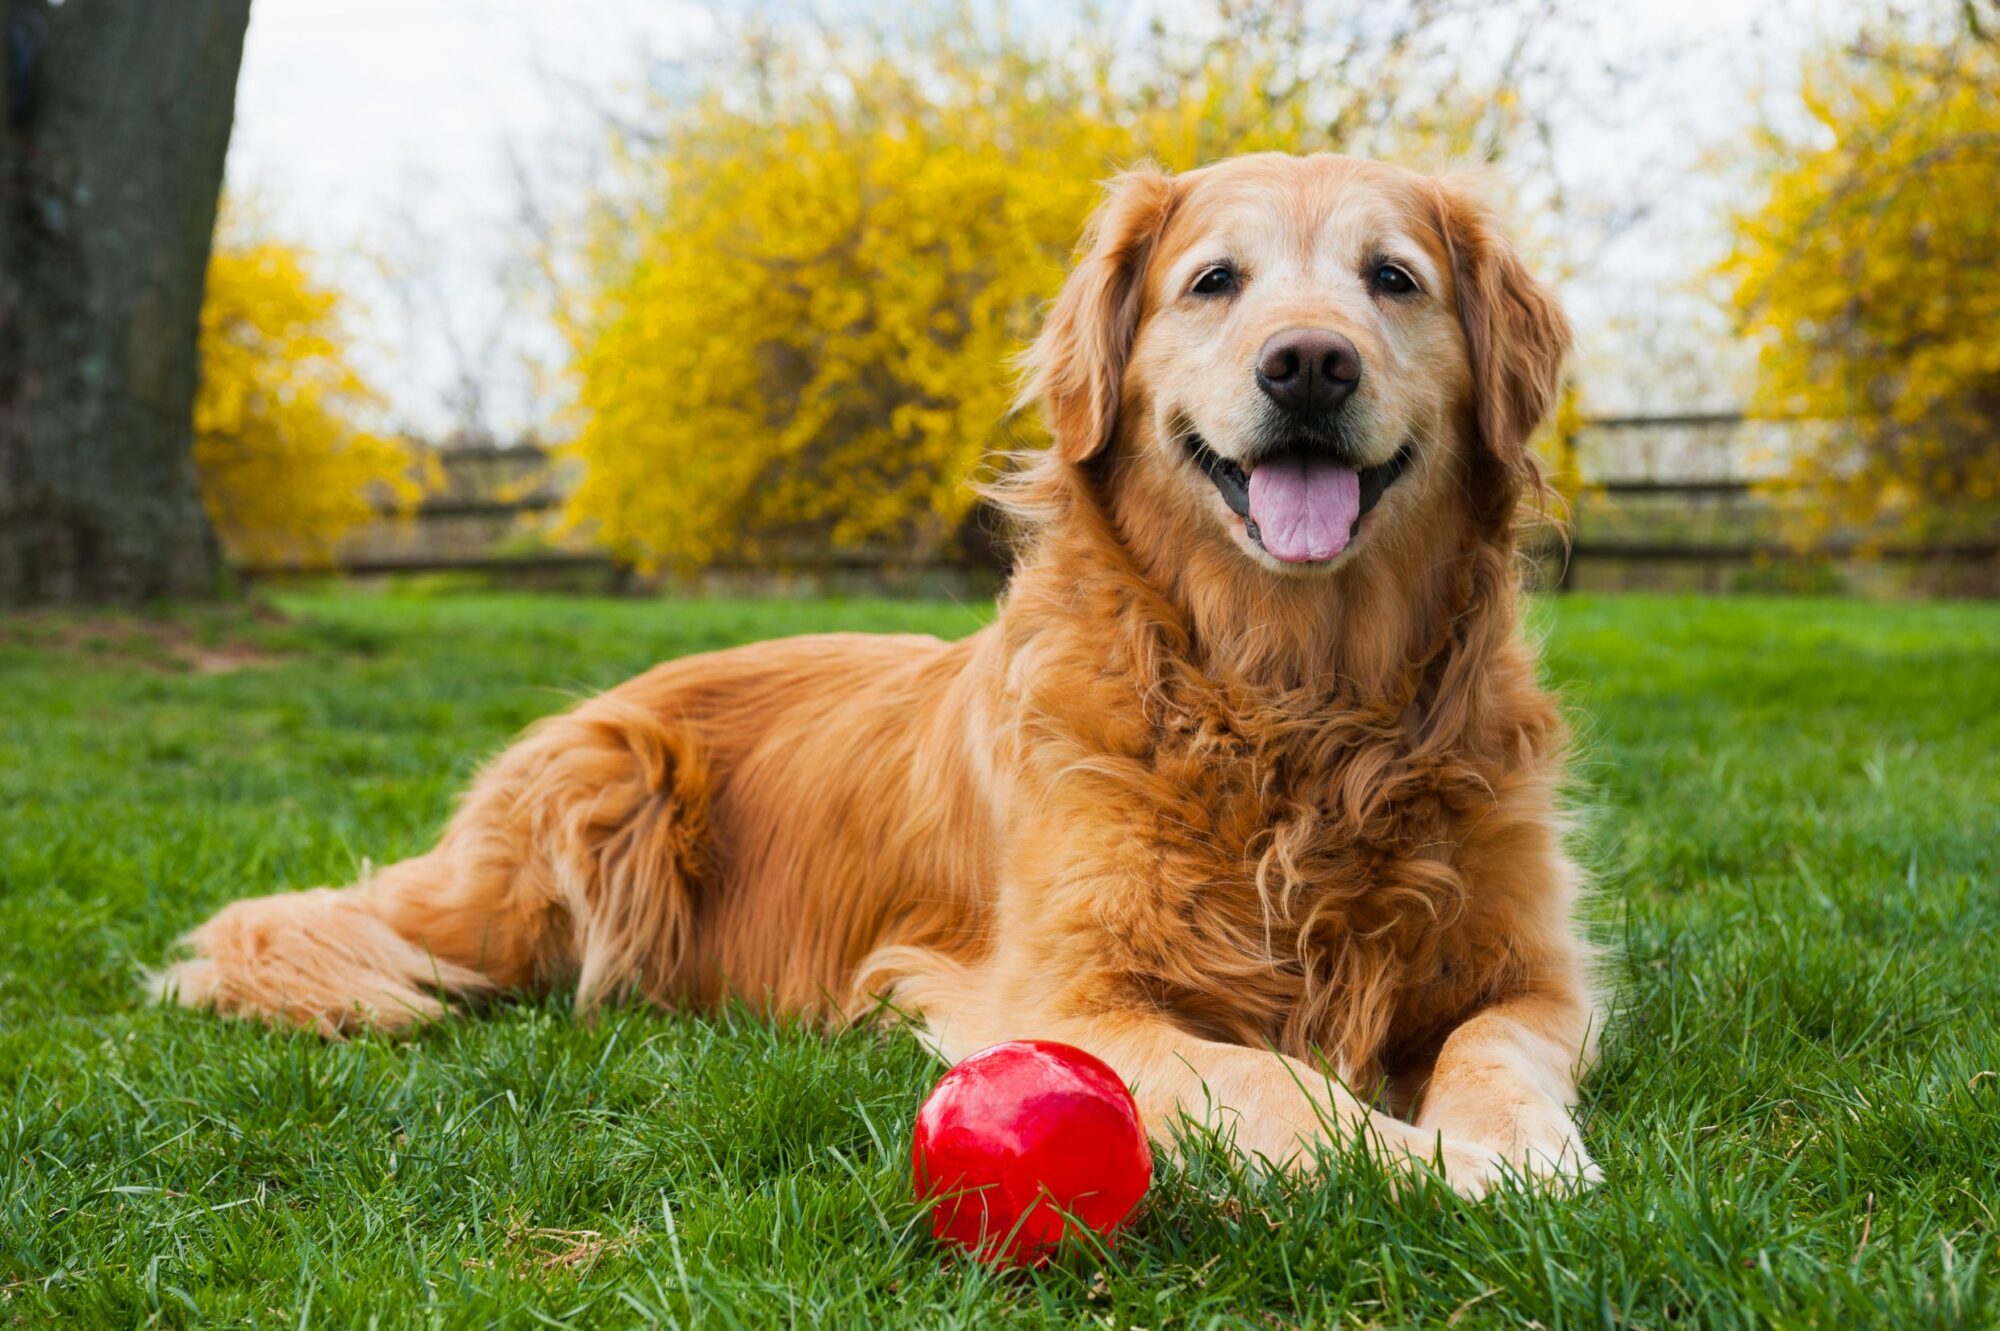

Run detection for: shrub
[[196, 212, 424, 566], [1722, 29, 2000, 548], [563, 8, 1525, 570]]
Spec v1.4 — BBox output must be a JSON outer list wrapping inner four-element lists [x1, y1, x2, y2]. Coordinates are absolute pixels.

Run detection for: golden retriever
[[158, 152, 1597, 1197]]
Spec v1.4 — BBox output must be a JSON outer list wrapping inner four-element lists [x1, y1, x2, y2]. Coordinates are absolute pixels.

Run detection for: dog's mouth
[[1186, 434, 1413, 564]]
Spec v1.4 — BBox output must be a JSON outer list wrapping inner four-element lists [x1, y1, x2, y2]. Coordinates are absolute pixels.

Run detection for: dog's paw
[[1431, 1140, 1513, 1200], [1427, 1137, 1598, 1200], [1365, 1134, 1513, 1201], [1415, 1098, 1599, 1197], [1493, 1118, 1601, 1194]]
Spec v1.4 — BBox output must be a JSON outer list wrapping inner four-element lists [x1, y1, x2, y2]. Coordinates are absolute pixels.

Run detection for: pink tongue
[[1246, 454, 1361, 562]]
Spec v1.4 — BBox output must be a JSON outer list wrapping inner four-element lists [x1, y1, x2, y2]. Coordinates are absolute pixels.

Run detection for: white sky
[[225, 0, 1868, 439]]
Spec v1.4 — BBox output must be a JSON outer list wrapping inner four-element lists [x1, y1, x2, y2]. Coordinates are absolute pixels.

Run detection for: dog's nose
[[1255, 328, 1361, 415]]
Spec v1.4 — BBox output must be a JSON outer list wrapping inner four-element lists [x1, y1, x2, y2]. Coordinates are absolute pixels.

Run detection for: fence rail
[[1547, 538, 2000, 563], [248, 418, 1993, 588], [1584, 411, 1748, 430], [249, 552, 616, 578]]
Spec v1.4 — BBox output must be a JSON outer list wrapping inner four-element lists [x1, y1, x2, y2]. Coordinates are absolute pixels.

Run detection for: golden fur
[[158, 154, 1599, 1195]]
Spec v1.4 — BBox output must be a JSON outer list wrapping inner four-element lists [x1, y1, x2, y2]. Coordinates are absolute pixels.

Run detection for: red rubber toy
[[911, 1039, 1153, 1266]]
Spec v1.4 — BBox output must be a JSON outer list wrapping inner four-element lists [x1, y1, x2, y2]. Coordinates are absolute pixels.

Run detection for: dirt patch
[[0, 607, 294, 674], [458, 1220, 646, 1279]]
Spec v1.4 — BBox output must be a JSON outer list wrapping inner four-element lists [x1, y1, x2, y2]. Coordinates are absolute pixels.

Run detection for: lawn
[[2, 589, 1996, 1329]]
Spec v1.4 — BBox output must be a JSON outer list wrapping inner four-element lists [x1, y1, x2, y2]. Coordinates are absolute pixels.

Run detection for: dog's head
[[1023, 153, 1569, 577]]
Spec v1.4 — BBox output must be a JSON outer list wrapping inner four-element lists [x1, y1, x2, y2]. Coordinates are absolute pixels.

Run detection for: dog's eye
[[1191, 265, 1238, 297], [1371, 263, 1418, 296]]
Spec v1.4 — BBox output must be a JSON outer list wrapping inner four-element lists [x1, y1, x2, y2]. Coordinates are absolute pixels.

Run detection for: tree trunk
[[0, 0, 252, 603]]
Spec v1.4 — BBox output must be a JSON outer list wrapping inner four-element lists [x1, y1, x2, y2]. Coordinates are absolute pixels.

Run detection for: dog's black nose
[[1255, 328, 1361, 415]]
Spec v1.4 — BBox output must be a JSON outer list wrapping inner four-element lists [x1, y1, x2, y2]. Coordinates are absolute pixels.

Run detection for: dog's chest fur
[[1031, 666, 1518, 1088]]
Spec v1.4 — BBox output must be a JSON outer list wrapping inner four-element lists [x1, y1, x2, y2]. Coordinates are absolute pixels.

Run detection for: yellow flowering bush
[[564, 18, 1503, 570], [196, 218, 423, 566], [1723, 34, 2000, 546]]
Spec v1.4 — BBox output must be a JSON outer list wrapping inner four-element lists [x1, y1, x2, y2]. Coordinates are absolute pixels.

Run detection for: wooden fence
[[1537, 414, 1996, 593], [255, 417, 1995, 593]]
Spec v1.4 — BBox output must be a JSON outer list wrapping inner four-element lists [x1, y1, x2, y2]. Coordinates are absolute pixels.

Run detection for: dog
[[158, 152, 1599, 1197]]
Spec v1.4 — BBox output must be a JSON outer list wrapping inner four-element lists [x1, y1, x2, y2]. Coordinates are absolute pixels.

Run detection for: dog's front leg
[[1411, 986, 1600, 1190], [916, 982, 1506, 1198]]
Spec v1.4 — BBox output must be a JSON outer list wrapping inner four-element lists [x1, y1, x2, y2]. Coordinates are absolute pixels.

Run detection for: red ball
[[911, 1039, 1153, 1266]]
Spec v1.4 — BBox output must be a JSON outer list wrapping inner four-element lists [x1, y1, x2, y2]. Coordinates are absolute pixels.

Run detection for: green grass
[[3, 589, 1996, 1328]]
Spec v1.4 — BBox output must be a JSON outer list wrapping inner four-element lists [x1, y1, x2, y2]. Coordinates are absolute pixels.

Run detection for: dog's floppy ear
[[1439, 180, 1572, 519], [1021, 165, 1178, 463]]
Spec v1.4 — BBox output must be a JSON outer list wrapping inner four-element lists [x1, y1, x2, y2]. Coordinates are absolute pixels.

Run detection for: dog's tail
[[153, 695, 712, 1036], [147, 870, 497, 1037]]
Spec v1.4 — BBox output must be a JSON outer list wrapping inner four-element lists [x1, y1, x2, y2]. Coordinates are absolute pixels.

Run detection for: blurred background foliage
[[195, 207, 424, 565], [188, 0, 1996, 578], [560, 4, 1529, 570], [1724, 25, 2000, 549]]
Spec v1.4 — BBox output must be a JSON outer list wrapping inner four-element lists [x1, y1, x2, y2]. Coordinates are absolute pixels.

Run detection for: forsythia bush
[[1723, 34, 2000, 545], [565, 20, 1504, 569], [196, 218, 422, 565]]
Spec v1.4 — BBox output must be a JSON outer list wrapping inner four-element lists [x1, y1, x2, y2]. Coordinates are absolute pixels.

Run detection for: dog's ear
[[1439, 180, 1571, 516], [1021, 165, 1178, 463]]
